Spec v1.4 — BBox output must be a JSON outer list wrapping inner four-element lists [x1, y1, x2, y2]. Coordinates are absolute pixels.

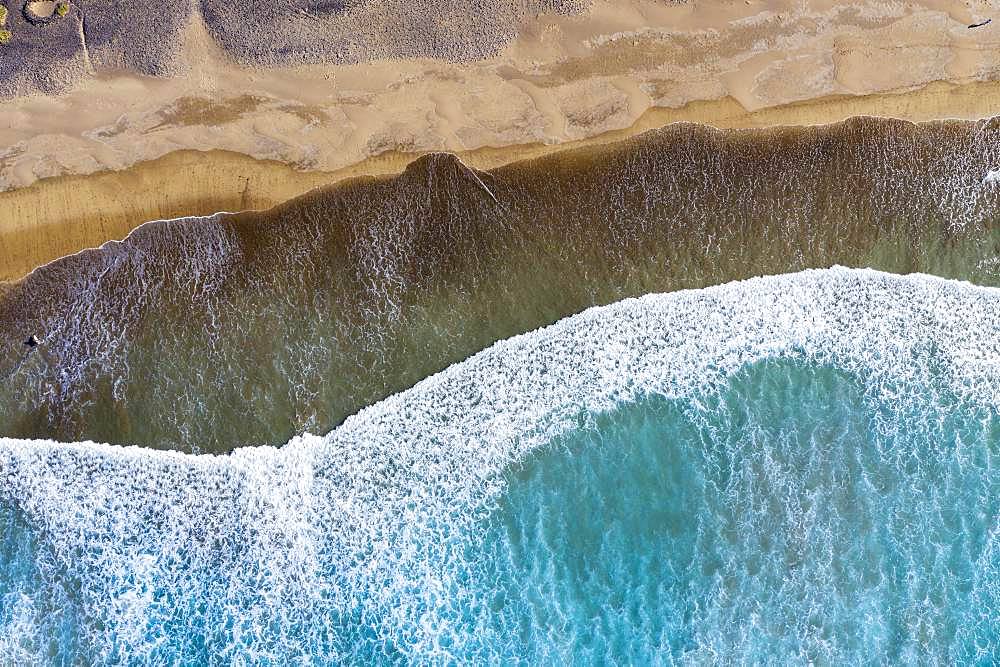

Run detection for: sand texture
[[6, 78, 1000, 282], [0, 0, 191, 95], [5, 0, 1000, 189], [5, 0, 1000, 279], [200, 0, 585, 65]]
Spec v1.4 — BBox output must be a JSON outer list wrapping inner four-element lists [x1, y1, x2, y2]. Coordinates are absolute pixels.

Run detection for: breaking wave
[[1, 267, 999, 662], [7, 117, 1000, 452]]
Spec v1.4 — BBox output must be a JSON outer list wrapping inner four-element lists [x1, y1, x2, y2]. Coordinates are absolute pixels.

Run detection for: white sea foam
[[2, 267, 1000, 661]]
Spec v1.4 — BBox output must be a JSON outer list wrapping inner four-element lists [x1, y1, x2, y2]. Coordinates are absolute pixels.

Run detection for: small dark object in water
[[23, 334, 40, 348], [969, 18, 992, 28]]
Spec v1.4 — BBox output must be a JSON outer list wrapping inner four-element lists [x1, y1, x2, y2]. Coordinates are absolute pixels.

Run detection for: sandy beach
[[4, 0, 1000, 280]]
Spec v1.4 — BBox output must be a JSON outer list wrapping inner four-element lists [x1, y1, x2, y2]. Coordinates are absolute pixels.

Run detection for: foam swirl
[[1, 267, 999, 661]]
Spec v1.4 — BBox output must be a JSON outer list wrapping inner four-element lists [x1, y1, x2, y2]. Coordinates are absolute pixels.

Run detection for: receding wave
[[1, 268, 998, 662], [4, 118, 1000, 452]]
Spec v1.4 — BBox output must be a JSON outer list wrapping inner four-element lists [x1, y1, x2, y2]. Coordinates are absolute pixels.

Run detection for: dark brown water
[[2, 117, 1000, 452]]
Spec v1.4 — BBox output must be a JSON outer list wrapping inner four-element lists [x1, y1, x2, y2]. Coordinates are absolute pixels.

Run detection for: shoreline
[[3, 265, 996, 448], [4, 116, 999, 448], [4, 78, 1000, 283], [6, 0, 1000, 282]]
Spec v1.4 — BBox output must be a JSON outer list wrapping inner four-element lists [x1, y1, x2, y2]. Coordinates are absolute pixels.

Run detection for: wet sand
[[5, 0, 1000, 280], [6, 78, 1000, 283], [3, 117, 999, 451]]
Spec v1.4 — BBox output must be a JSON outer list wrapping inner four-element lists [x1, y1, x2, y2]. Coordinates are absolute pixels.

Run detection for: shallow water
[[462, 363, 998, 663], [1, 270, 998, 662], [3, 119, 1000, 451]]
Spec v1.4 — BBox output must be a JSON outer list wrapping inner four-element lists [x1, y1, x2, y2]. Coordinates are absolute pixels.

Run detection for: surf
[[1, 268, 998, 662], [5, 118, 1000, 452]]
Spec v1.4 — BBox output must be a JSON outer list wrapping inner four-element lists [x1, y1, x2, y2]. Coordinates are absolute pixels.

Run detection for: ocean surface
[[3, 118, 1000, 452], [2, 118, 1000, 662], [2, 269, 999, 662]]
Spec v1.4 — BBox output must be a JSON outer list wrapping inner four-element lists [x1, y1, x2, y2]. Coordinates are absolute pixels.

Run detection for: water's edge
[[2, 268, 998, 661], [3, 118, 1000, 450]]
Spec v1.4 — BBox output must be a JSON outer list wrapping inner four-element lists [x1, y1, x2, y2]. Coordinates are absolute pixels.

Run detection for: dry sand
[[5, 0, 1000, 280]]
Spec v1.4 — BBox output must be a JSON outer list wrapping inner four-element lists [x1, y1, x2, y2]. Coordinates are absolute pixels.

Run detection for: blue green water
[[1, 270, 999, 663], [3, 357, 998, 663], [458, 359, 999, 663]]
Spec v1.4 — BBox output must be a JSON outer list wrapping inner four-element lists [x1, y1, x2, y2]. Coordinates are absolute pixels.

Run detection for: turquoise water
[[1, 270, 999, 663], [459, 360, 999, 663]]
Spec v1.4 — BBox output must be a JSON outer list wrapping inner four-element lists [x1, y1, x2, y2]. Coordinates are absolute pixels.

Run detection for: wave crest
[[2, 268, 999, 661]]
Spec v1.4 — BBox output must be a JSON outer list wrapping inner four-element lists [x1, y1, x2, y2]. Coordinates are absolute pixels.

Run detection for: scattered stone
[[1, 0, 191, 97], [23, 0, 57, 25], [200, 0, 582, 67]]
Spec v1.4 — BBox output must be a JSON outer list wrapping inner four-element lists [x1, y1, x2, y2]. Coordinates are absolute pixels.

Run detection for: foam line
[[2, 267, 999, 660]]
